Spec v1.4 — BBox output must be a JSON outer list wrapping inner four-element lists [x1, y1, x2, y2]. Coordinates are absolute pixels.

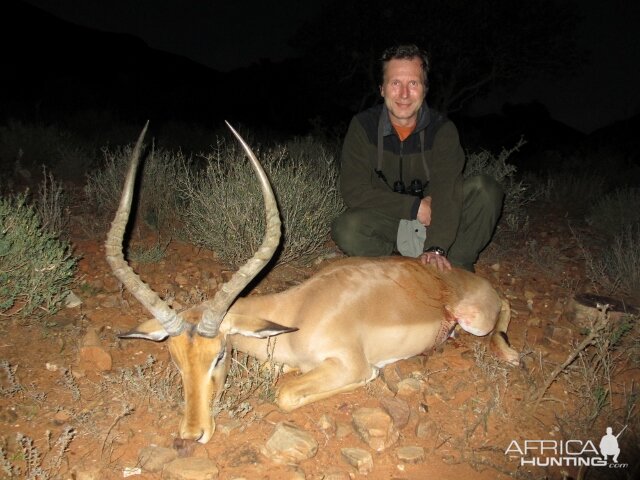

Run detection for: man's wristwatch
[[423, 246, 446, 257]]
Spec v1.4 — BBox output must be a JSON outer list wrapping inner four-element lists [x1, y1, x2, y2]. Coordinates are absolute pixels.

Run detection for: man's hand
[[420, 251, 452, 271], [416, 196, 432, 226]]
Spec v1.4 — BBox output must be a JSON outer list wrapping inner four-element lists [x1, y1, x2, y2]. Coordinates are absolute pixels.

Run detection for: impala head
[[106, 122, 295, 443]]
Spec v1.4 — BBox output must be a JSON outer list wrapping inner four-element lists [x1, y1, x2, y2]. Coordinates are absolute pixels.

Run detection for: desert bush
[[0, 427, 76, 480], [527, 171, 606, 214], [596, 226, 640, 301], [180, 135, 343, 266], [545, 309, 639, 441], [0, 194, 77, 318], [214, 346, 282, 418], [464, 138, 534, 232], [35, 167, 69, 238], [587, 187, 640, 237], [0, 120, 94, 179], [101, 355, 181, 406], [84, 143, 186, 237]]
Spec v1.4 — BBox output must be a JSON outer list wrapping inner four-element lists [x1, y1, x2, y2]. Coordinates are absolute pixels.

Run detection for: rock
[[53, 410, 72, 425], [551, 326, 573, 343], [100, 295, 121, 309], [162, 457, 219, 479], [527, 316, 542, 328], [341, 448, 373, 475], [139, 446, 178, 473], [228, 446, 261, 467], [78, 328, 112, 371], [416, 419, 438, 439], [318, 414, 336, 435], [352, 407, 399, 451], [396, 377, 422, 397], [381, 364, 402, 393], [216, 418, 243, 435], [335, 422, 353, 439], [0, 406, 18, 423], [379, 396, 410, 430], [321, 471, 351, 480], [396, 446, 425, 463], [174, 273, 189, 286], [102, 275, 120, 292], [172, 438, 196, 458], [261, 422, 318, 464], [78, 348, 112, 371], [81, 328, 101, 347], [71, 464, 103, 480], [288, 467, 306, 479], [64, 291, 83, 308]]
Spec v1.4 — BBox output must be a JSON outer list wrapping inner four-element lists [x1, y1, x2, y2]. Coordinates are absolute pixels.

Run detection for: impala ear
[[224, 313, 298, 338], [119, 318, 170, 342]]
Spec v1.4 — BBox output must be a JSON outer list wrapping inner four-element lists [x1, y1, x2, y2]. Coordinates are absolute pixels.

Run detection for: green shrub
[[0, 194, 77, 317], [84, 144, 186, 237], [35, 167, 69, 238], [180, 136, 343, 266], [587, 187, 640, 237], [599, 226, 640, 301], [0, 120, 94, 179], [465, 138, 533, 231]]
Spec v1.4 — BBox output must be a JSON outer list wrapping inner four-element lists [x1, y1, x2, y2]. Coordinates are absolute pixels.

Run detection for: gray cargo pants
[[331, 175, 504, 271]]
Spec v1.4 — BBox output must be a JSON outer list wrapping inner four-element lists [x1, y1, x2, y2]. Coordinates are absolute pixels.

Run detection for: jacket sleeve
[[423, 121, 465, 251], [339, 118, 416, 218]]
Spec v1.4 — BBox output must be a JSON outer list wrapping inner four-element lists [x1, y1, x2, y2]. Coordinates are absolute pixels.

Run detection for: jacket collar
[[380, 101, 431, 137]]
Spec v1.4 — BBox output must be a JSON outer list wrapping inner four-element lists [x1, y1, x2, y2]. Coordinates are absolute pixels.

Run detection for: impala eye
[[212, 347, 226, 368]]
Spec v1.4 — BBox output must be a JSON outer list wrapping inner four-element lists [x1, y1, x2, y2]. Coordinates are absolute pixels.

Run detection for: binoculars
[[393, 179, 425, 198]]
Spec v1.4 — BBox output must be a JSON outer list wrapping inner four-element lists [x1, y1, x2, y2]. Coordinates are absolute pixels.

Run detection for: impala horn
[[105, 121, 186, 336], [196, 121, 282, 337]]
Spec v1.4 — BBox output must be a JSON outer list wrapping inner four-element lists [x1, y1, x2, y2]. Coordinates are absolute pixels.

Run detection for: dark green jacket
[[340, 102, 465, 251]]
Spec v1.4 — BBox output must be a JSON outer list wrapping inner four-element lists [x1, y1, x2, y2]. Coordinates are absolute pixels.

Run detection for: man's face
[[380, 57, 427, 127]]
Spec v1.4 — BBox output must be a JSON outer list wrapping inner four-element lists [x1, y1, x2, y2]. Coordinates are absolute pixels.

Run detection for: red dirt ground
[[1, 205, 638, 479]]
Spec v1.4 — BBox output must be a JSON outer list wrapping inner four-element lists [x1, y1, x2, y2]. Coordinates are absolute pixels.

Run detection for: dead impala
[[106, 122, 519, 443]]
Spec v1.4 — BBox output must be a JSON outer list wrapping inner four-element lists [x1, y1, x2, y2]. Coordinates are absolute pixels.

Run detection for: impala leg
[[277, 357, 377, 411], [490, 298, 520, 365]]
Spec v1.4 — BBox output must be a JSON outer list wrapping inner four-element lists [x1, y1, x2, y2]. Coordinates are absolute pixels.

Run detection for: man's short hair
[[380, 44, 430, 86]]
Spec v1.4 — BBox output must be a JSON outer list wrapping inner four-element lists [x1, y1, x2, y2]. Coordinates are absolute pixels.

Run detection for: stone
[[53, 410, 72, 425], [100, 295, 121, 309], [162, 457, 219, 479], [78, 328, 112, 371], [527, 316, 542, 328], [335, 422, 353, 439], [216, 418, 243, 435], [71, 464, 103, 480], [175, 273, 189, 286], [379, 396, 410, 430], [415, 419, 438, 439], [228, 445, 261, 467], [102, 275, 120, 292], [139, 446, 178, 473], [381, 364, 402, 393], [396, 446, 425, 463], [79, 346, 112, 371], [352, 407, 399, 451], [0, 406, 18, 423], [321, 471, 351, 480], [64, 291, 83, 308], [288, 467, 306, 479], [396, 377, 422, 397], [261, 422, 318, 464], [341, 448, 373, 475], [318, 413, 336, 435]]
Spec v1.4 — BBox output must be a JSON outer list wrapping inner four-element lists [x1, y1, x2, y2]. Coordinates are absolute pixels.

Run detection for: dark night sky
[[20, 0, 640, 133]]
